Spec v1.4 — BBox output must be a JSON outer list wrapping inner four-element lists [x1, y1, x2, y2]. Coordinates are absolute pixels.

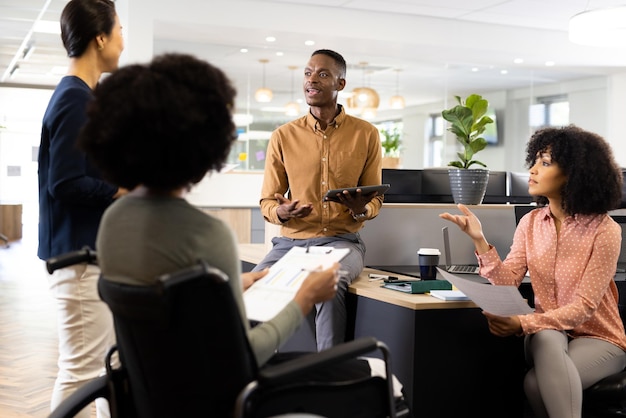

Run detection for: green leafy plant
[[442, 94, 493, 169], [380, 127, 402, 158]]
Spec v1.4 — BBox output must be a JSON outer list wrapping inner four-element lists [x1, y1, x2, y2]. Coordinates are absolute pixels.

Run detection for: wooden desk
[[350, 267, 478, 310], [0, 203, 22, 243], [238, 243, 268, 265], [348, 269, 525, 417], [239, 244, 526, 417]]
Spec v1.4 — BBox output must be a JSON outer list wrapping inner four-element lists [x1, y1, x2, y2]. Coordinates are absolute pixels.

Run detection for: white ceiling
[[2, 0, 626, 125]]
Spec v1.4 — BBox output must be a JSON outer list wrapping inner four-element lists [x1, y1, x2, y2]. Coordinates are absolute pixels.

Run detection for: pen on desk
[[368, 273, 398, 281]]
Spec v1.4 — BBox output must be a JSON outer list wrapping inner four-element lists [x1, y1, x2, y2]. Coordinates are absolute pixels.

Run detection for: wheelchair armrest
[[585, 370, 626, 404], [48, 375, 109, 418], [258, 336, 382, 385], [46, 246, 97, 274]]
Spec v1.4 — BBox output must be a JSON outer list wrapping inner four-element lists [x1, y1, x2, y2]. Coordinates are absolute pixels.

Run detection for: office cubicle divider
[[382, 169, 528, 204]]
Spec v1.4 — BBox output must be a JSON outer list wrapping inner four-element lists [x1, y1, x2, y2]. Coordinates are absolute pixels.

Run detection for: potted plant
[[441, 93, 494, 204], [380, 127, 402, 168]]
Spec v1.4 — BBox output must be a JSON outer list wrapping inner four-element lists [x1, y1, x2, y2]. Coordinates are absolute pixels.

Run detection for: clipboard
[[244, 246, 350, 322]]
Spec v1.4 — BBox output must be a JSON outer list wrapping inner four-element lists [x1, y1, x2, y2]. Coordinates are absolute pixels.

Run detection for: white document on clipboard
[[437, 268, 534, 316], [244, 246, 350, 322]]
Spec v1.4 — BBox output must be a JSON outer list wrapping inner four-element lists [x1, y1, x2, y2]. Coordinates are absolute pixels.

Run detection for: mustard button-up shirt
[[260, 106, 383, 239]]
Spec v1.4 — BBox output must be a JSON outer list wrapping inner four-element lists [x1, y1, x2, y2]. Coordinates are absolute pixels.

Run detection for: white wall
[[0, 87, 52, 228], [607, 73, 626, 168], [186, 172, 264, 208], [1, 72, 622, 211]]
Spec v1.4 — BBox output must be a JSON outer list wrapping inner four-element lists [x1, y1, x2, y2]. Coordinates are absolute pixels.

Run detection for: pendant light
[[389, 69, 405, 110], [569, 6, 626, 47], [254, 59, 273, 103], [285, 65, 300, 116], [347, 62, 379, 118]]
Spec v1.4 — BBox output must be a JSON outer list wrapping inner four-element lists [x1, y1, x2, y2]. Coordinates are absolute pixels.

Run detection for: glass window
[[529, 95, 569, 129], [548, 101, 570, 126], [375, 120, 404, 158], [226, 130, 271, 171], [427, 114, 443, 167]]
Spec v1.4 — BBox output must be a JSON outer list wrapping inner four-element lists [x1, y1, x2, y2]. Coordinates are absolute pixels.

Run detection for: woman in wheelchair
[[77, 52, 340, 367], [76, 53, 409, 418]]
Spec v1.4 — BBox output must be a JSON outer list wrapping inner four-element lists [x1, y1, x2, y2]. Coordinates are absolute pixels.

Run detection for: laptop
[[442, 226, 480, 274]]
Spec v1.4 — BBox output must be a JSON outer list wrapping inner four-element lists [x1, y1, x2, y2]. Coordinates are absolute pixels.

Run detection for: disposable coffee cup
[[418, 248, 441, 280]]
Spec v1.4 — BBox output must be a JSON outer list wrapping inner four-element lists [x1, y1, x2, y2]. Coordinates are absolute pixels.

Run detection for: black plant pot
[[448, 168, 490, 205]]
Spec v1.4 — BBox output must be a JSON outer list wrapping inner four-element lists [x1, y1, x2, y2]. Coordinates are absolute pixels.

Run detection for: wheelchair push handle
[[46, 246, 97, 274]]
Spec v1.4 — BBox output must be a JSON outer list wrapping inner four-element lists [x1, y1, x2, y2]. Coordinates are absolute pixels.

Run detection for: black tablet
[[324, 184, 390, 203]]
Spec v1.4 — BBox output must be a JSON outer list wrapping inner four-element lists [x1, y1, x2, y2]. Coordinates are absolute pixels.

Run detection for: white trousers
[[48, 263, 116, 418]]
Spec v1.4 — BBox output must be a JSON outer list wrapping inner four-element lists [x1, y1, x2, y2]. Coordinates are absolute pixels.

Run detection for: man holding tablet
[[253, 49, 384, 351]]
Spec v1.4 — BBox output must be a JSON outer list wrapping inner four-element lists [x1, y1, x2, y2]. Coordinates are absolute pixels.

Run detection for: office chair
[[100, 260, 401, 418], [48, 248, 402, 417], [45, 245, 97, 273], [47, 346, 133, 418], [582, 296, 626, 418], [517, 276, 626, 418], [235, 337, 398, 418], [97, 260, 257, 418]]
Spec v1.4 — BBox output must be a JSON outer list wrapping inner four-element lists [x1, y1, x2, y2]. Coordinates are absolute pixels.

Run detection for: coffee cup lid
[[417, 248, 441, 256]]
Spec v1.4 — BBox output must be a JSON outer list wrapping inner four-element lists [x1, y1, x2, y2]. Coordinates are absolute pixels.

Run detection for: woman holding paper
[[440, 125, 626, 418]]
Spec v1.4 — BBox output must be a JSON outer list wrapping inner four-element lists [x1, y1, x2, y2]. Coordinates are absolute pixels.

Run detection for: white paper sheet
[[243, 246, 350, 322], [437, 268, 534, 316], [429, 290, 470, 301]]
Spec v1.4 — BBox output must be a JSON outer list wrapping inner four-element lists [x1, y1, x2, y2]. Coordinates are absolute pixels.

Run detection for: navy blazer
[[38, 76, 117, 260]]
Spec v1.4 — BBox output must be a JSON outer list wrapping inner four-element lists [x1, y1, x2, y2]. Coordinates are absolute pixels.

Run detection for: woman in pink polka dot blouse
[[440, 125, 626, 418]]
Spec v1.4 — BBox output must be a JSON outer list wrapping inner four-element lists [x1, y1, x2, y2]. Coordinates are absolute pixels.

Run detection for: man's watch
[[351, 208, 368, 221]]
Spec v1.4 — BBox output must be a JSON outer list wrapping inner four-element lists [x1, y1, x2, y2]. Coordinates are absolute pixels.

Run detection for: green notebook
[[382, 280, 452, 294]]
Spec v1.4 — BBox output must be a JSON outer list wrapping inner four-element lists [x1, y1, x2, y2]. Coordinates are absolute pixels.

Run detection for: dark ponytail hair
[[60, 0, 116, 58]]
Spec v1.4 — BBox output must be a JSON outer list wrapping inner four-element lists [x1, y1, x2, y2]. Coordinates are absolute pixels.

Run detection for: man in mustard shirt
[[253, 49, 383, 351]]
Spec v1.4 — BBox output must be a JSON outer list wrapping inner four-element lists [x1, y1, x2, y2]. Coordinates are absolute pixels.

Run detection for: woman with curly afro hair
[[440, 125, 626, 417]]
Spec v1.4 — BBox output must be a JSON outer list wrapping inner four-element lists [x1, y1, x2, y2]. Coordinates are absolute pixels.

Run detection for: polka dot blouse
[[477, 206, 626, 351]]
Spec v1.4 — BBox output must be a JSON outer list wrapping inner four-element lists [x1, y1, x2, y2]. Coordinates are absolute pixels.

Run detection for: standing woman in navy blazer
[[37, 1, 126, 416]]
